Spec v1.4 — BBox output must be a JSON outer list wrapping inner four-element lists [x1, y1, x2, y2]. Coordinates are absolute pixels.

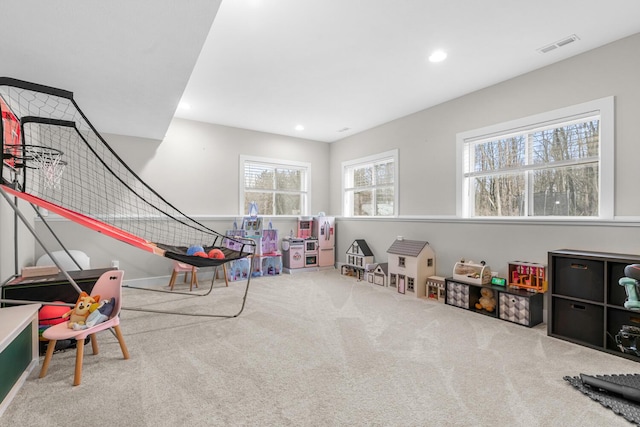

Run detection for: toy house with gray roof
[[365, 262, 388, 286], [386, 238, 435, 296], [342, 239, 374, 280]]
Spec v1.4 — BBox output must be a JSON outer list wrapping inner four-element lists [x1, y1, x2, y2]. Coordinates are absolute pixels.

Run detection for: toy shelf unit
[[508, 261, 547, 293], [452, 260, 492, 286], [445, 277, 544, 327], [548, 249, 640, 362]]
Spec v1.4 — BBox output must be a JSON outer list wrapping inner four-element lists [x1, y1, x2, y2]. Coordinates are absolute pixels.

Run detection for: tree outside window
[[343, 150, 398, 217], [241, 156, 310, 216], [459, 98, 613, 219]]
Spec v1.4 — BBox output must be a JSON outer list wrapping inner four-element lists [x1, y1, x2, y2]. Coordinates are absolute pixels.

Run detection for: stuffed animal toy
[[475, 287, 496, 312], [72, 297, 116, 330], [62, 292, 100, 329]]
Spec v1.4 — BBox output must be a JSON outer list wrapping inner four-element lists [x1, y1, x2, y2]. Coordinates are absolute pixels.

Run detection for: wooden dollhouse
[[508, 261, 547, 292], [365, 262, 388, 286], [342, 239, 374, 280], [386, 238, 435, 295], [426, 276, 446, 302]]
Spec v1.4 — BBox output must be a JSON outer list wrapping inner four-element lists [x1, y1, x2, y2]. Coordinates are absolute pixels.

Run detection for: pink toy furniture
[[39, 270, 130, 386], [169, 261, 199, 291]]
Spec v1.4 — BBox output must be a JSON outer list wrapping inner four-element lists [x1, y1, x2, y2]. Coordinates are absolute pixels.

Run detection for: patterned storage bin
[[499, 293, 531, 326], [446, 281, 469, 309]]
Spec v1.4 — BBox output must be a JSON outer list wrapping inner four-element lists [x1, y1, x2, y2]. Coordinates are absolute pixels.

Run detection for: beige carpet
[[2, 269, 639, 426]]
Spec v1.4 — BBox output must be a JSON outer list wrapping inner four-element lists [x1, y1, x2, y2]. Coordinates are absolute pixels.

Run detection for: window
[[398, 257, 406, 268], [457, 97, 613, 219], [342, 150, 398, 217], [240, 156, 310, 216]]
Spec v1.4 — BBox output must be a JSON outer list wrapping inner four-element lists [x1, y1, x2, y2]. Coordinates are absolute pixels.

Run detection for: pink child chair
[[39, 270, 130, 386], [169, 261, 199, 291]]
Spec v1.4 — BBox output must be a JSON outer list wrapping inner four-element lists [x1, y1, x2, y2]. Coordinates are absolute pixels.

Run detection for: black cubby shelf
[[444, 277, 544, 327], [548, 249, 640, 362]]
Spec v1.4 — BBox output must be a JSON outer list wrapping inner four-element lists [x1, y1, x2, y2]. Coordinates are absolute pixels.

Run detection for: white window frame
[[239, 155, 311, 216], [456, 97, 614, 219], [342, 149, 399, 217]]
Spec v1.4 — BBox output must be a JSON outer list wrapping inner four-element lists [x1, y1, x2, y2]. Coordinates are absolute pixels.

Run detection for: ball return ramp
[[1, 77, 256, 318]]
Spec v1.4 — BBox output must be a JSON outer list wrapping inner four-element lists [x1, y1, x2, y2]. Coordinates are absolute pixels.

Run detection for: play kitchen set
[[281, 215, 335, 273]]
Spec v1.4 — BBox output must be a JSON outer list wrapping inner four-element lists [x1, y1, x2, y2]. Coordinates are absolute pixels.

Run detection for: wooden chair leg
[[192, 267, 198, 289], [39, 339, 57, 378], [214, 265, 229, 287], [90, 334, 99, 355], [74, 338, 85, 386], [169, 270, 178, 290], [114, 325, 130, 359]]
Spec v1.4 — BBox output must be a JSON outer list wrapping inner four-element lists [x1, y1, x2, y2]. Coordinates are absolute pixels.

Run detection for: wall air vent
[[537, 34, 580, 54]]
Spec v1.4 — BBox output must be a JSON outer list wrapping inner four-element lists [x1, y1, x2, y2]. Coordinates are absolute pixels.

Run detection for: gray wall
[[329, 32, 640, 278], [24, 123, 329, 280], [2, 33, 640, 284], [125, 118, 331, 216]]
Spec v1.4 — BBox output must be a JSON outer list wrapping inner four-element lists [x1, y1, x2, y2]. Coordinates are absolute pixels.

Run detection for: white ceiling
[[3, 1, 640, 143], [0, 0, 222, 140]]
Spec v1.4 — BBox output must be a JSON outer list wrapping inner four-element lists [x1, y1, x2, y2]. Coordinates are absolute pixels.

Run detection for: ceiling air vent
[[337, 127, 351, 133], [537, 34, 580, 54]]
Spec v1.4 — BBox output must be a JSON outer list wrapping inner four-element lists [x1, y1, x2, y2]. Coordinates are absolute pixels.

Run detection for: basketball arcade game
[[0, 77, 256, 318]]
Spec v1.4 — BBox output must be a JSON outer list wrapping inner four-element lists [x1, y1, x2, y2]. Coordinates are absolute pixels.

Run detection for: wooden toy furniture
[[508, 261, 547, 292], [452, 260, 491, 285]]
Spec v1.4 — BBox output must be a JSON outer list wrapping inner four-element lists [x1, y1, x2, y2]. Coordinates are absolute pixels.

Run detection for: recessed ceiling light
[[429, 50, 447, 63], [295, 124, 304, 131], [178, 102, 191, 110]]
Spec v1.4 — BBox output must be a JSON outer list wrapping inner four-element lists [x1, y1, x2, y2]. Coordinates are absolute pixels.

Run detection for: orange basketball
[[208, 249, 225, 259]]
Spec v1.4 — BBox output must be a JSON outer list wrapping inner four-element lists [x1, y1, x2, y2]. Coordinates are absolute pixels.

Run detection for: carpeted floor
[[2, 268, 639, 426]]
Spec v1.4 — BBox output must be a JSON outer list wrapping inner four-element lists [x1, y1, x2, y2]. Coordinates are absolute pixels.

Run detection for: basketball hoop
[[4, 144, 66, 189]]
